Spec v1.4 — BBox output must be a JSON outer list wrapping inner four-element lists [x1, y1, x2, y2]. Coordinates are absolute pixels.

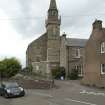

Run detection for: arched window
[[101, 42, 105, 53]]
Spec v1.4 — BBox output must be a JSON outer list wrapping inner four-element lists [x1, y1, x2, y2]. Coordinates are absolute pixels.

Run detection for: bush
[[51, 67, 65, 79], [0, 61, 6, 78], [68, 69, 79, 80], [0, 57, 22, 78]]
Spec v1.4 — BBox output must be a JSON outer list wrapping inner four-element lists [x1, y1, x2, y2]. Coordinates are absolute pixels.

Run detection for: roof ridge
[[67, 38, 88, 40]]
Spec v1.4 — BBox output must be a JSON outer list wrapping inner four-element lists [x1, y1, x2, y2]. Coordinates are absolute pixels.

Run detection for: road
[[0, 80, 105, 105]]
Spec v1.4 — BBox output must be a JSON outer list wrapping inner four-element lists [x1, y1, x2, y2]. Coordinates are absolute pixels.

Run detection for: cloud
[[0, 0, 105, 66], [59, 0, 105, 38], [0, 0, 47, 38], [0, 0, 105, 39], [0, 9, 34, 66]]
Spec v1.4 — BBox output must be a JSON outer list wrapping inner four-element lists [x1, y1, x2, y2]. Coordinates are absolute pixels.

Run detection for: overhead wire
[[0, 13, 105, 20]]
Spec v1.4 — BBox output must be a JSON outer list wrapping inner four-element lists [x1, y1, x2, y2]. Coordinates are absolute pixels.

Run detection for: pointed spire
[[49, 0, 57, 10]]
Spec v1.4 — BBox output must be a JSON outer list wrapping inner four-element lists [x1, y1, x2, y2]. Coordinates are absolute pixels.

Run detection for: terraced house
[[26, 0, 87, 78], [82, 20, 105, 88]]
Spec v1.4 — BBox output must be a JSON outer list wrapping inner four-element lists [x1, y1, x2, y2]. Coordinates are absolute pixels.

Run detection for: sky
[[0, 0, 105, 67]]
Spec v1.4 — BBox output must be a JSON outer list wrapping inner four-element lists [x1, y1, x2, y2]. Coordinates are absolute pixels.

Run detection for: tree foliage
[[51, 67, 66, 79], [68, 69, 79, 80], [0, 58, 22, 78]]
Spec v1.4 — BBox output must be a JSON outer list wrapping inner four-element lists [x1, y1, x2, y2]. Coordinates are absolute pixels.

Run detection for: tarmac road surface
[[0, 80, 105, 105]]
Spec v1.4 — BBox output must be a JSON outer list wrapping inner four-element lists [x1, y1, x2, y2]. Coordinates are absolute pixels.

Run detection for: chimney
[[93, 19, 102, 30]]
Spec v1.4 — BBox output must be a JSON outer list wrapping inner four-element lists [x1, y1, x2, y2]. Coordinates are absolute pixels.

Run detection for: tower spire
[[49, 0, 57, 10], [45, 0, 61, 27]]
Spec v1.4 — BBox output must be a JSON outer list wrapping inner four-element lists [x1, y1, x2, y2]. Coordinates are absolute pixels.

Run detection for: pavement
[[0, 80, 105, 105]]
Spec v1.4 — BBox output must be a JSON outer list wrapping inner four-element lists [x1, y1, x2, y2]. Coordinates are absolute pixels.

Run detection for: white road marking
[[80, 90, 105, 96], [65, 98, 97, 105]]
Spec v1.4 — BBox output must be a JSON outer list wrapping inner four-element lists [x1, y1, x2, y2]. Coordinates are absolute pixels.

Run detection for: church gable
[[26, 33, 47, 64], [26, 0, 87, 79]]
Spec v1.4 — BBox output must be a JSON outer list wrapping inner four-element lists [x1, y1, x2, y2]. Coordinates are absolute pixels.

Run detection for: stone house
[[82, 20, 105, 87], [60, 34, 87, 77], [26, 0, 87, 78]]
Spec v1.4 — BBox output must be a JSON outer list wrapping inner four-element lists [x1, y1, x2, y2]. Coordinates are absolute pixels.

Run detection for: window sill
[[101, 73, 105, 75], [73, 56, 81, 59], [101, 52, 105, 54]]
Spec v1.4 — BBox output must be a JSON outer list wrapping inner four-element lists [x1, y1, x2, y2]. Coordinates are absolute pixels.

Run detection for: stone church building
[[26, 0, 87, 78]]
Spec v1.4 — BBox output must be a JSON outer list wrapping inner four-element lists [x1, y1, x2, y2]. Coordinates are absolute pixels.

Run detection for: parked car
[[0, 82, 25, 98]]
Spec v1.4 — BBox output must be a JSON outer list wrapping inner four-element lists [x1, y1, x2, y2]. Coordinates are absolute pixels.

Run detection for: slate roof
[[66, 38, 87, 47]]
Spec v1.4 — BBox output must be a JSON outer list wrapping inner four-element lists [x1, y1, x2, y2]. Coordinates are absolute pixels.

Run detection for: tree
[[68, 69, 79, 80], [0, 58, 22, 78], [51, 67, 66, 79], [0, 61, 6, 80]]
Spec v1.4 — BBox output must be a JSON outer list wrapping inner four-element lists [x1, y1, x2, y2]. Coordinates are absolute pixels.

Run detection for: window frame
[[75, 48, 81, 58], [101, 42, 105, 53], [74, 65, 83, 77], [101, 64, 105, 75]]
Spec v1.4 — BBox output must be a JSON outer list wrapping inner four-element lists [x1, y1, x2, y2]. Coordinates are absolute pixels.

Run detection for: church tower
[[46, 0, 61, 72], [46, 0, 61, 39]]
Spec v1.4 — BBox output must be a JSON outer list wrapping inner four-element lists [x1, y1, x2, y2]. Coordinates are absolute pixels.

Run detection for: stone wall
[[82, 37, 101, 87], [82, 20, 105, 88], [32, 61, 51, 78], [26, 33, 47, 66], [67, 46, 84, 76], [60, 34, 68, 77]]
